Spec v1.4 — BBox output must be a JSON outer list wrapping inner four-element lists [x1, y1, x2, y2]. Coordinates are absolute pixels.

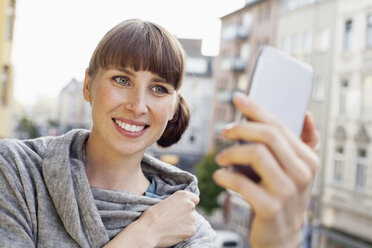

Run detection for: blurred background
[[1, 0, 372, 247]]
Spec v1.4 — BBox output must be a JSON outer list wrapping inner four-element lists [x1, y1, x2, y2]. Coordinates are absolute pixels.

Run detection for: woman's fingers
[[213, 92, 320, 247], [232, 92, 282, 128], [173, 190, 200, 205], [221, 122, 312, 189], [216, 144, 297, 199], [213, 168, 283, 220], [232, 92, 319, 177]]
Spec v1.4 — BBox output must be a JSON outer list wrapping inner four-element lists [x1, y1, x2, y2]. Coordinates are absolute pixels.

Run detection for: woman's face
[[83, 67, 177, 157]]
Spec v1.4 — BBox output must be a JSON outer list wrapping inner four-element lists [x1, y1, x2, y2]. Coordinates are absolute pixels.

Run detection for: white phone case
[[246, 46, 314, 136]]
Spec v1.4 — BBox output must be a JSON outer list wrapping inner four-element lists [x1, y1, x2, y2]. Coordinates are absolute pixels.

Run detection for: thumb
[[301, 112, 319, 150]]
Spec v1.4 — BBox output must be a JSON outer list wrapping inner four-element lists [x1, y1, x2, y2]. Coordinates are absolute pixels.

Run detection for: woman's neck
[[84, 131, 150, 195]]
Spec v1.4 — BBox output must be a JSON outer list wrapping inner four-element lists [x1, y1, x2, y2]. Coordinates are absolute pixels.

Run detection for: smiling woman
[[0, 19, 216, 248]]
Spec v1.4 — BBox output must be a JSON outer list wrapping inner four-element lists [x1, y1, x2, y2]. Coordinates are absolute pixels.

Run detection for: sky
[[11, 0, 246, 105]]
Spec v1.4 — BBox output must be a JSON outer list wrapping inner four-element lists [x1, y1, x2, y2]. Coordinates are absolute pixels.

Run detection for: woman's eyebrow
[[114, 68, 168, 83], [116, 68, 135, 76], [151, 77, 167, 83]]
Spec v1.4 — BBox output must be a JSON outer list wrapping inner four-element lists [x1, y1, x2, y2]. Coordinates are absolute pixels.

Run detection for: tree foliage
[[18, 116, 40, 139], [196, 151, 225, 214]]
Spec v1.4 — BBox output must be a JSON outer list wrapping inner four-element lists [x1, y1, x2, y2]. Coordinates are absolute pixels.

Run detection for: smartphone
[[232, 46, 314, 183]]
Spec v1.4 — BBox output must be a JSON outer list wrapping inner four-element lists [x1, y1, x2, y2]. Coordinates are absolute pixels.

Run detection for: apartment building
[[213, 0, 279, 236], [213, 0, 278, 149], [319, 0, 372, 247], [276, 0, 372, 247], [0, 0, 16, 138], [277, 0, 336, 163], [276, 1, 337, 246]]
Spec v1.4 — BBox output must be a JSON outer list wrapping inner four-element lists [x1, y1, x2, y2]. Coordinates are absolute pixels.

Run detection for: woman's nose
[[124, 89, 148, 116]]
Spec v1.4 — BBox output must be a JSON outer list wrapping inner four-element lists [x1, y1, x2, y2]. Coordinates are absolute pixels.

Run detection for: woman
[[0, 19, 319, 248]]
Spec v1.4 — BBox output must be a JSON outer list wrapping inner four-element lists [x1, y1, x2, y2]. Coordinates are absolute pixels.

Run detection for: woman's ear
[[83, 68, 92, 102]]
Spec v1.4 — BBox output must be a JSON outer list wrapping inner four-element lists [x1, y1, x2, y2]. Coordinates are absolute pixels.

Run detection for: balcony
[[222, 24, 251, 41], [221, 57, 247, 73], [236, 26, 250, 40], [230, 57, 247, 72], [217, 90, 234, 103]]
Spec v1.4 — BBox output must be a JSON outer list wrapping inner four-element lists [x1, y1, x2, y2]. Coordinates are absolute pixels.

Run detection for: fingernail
[[215, 152, 224, 164], [222, 122, 235, 131], [234, 92, 248, 104], [213, 169, 224, 181], [212, 170, 219, 181]]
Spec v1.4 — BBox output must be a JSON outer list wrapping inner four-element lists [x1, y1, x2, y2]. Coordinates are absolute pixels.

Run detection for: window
[[237, 74, 248, 91], [281, 37, 291, 54], [258, 7, 264, 23], [217, 90, 233, 103], [334, 145, 345, 182], [317, 28, 330, 51], [189, 135, 196, 144], [367, 15, 372, 48], [339, 80, 348, 116], [185, 58, 208, 74], [355, 148, 368, 190], [5, 0, 15, 40], [312, 76, 325, 100], [288, 0, 298, 10], [291, 34, 300, 55], [362, 76, 372, 117], [240, 43, 250, 60], [242, 13, 252, 29], [344, 20, 353, 50], [303, 32, 312, 54], [1, 66, 9, 106], [222, 24, 238, 41], [282, 0, 318, 11], [265, 5, 271, 21]]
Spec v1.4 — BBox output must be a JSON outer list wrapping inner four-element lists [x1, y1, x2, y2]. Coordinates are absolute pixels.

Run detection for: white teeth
[[124, 123, 130, 130], [130, 125, 136, 132], [115, 119, 145, 132]]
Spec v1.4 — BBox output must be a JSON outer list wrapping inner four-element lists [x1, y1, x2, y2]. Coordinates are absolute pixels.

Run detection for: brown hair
[[88, 19, 190, 147], [157, 95, 190, 147]]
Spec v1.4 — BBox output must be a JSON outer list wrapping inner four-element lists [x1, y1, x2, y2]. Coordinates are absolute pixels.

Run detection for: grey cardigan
[[0, 129, 217, 247]]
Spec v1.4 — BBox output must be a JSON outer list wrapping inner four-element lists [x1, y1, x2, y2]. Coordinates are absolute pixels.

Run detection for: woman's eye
[[113, 76, 129, 86], [152, 85, 168, 94]]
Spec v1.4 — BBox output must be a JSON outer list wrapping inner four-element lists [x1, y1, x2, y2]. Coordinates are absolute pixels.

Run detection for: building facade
[[319, 0, 372, 247], [276, 0, 372, 247], [58, 78, 91, 130], [212, 0, 279, 237], [0, 0, 16, 138], [276, 1, 337, 246]]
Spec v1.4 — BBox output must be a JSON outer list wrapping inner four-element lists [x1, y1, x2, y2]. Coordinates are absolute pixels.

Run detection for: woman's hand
[[106, 190, 199, 248], [213, 92, 320, 248], [139, 190, 199, 247]]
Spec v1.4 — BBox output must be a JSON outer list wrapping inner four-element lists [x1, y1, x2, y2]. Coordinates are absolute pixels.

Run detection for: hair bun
[[157, 95, 190, 147]]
